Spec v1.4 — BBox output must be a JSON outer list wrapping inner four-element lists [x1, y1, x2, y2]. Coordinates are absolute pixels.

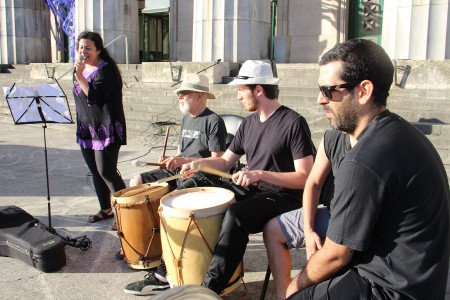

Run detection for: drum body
[[111, 183, 169, 270], [159, 187, 242, 295]]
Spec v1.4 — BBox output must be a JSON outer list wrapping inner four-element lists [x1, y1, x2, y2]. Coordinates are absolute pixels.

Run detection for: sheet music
[[3, 83, 73, 124]]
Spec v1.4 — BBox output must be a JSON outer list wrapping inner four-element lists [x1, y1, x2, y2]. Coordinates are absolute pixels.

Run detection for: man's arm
[[232, 155, 314, 189], [181, 149, 241, 174], [286, 238, 354, 298], [181, 151, 313, 189], [164, 150, 225, 170], [303, 138, 331, 259]]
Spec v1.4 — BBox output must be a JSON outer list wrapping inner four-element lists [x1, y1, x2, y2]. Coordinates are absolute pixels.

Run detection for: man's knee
[[130, 175, 143, 186], [263, 217, 279, 240], [263, 217, 287, 244]]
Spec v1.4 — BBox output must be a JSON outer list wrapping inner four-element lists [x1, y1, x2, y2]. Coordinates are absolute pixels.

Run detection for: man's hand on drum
[[232, 170, 260, 187], [179, 161, 197, 178], [161, 156, 185, 170]]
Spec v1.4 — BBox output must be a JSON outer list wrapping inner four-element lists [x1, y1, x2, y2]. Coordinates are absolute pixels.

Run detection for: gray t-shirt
[[178, 107, 227, 158]]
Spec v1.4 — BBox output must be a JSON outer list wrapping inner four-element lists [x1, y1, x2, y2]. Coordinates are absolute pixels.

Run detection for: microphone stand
[[170, 58, 221, 88], [42, 122, 52, 227]]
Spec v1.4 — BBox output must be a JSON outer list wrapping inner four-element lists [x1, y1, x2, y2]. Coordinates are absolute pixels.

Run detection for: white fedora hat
[[173, 73, 215, 99], [228, 60, 280, 86]]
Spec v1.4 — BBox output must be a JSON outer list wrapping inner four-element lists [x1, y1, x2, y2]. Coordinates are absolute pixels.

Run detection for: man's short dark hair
[[247, 84, 279, 100], [319, 39, 394, 107]]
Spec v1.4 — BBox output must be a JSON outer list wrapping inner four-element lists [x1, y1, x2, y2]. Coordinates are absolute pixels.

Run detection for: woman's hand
[[73, 60, 85, 78]]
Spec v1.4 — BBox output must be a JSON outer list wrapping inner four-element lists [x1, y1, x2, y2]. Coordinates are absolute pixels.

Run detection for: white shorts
[[277, 206, 330, 249]]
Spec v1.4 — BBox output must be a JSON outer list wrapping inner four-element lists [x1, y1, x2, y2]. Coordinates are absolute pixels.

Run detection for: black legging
[[80, 144, 126, 210]]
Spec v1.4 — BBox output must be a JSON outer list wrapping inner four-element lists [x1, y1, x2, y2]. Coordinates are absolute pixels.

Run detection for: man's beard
[[245, 94, 257, 112], [179, 102, 190, 115], [329, 96, 358, 134]]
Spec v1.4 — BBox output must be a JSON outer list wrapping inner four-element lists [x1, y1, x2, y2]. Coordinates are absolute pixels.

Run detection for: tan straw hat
[[173, 73, 216, 99], [228, 60, 280, 86]]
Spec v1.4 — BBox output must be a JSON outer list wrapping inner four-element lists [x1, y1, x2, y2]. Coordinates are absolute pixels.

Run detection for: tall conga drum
[[159, 187, 243, 296], [111, 183, 169, 270]]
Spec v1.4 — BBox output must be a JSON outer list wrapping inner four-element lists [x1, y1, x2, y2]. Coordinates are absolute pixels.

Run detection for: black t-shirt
[[178, 108, 227, 158], [319, 129, 351, 207], [229, 105, 315, 195], [327, 110, 450, 299]]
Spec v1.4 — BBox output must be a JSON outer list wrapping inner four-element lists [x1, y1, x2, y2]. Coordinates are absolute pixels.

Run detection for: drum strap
[[142, 196, 159, 258], [189, 213, 214, 255], [159, 209, 214, 285], [116, 196, 160, 261]]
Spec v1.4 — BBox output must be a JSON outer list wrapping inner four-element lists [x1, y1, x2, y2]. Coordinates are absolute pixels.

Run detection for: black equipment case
[[0, 205, 66, 272]]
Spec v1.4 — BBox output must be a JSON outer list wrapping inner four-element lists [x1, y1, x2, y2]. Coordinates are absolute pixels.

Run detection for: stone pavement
[[0, 122, 449, 300], [0, 122, 306, 300]]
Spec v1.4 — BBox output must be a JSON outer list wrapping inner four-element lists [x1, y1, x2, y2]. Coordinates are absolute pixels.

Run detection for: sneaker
[[124, 272, 170, 295], [154, 261, 167, 279]]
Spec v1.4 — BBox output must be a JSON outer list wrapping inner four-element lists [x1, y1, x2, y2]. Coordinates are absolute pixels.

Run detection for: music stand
[[3, 80, 73, 227]]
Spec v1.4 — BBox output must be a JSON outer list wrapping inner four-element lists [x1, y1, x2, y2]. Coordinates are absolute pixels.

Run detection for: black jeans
[[80, 144, 126, 210], [202, 183, 301, 294]]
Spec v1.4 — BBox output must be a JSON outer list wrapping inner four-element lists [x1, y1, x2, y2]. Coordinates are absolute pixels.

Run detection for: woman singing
[[73, 31, 127, 224]]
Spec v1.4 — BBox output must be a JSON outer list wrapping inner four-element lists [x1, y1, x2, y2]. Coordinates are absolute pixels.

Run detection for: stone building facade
[[0, 0, 449, 65]]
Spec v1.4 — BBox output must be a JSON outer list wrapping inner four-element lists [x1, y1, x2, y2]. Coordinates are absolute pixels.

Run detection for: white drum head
[[160, 187, 235, 219]]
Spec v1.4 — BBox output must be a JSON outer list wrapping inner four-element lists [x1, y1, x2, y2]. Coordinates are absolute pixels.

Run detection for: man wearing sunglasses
[[123, 73, 227, 295], [265, 39, 449, 299]]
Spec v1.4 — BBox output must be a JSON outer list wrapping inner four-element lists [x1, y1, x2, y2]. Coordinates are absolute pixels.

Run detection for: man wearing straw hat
[[181, 60, 316, 295], [130, 73, 226, 190], [123, 73, 227, 295]]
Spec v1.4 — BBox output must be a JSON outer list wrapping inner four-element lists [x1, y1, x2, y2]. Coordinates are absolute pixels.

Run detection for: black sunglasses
[[176, 90, 195, 96], [318, 81, 361, 100]]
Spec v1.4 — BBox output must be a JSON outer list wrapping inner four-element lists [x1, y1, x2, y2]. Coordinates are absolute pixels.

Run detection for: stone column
[[382, 1, 450, 60], [192, 0, 271, 63], [0, 0, 51, 64], [75, 0, 139, 64]]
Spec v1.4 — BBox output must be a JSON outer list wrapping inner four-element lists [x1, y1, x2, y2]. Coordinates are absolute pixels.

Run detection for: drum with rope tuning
[[111, 183, 169, 270], [159, 187, 243, 296]]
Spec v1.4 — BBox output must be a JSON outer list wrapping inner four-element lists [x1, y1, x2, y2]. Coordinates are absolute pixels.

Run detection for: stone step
[[2, 63, 450, 178], [390, 109, 449, 124]]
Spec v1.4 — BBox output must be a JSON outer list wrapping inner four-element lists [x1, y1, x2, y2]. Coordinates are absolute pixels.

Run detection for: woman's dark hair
[[76, 31, 123, 87], [319, 39, 393, 107], [247, 84, 279, 100]]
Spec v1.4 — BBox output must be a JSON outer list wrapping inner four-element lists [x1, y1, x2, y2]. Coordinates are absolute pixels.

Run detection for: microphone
[[74, 55, 84, 74], [132, 160, 164, 167]]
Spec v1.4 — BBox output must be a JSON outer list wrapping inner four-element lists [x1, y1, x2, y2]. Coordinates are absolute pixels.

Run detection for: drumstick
[[161, 126, 170, 158], [120, 185, 159, 197], [191, 161, 258, 186], [191, 161, 233, 179], [156, 173, 186, 184], [132, 160, 164, 167]]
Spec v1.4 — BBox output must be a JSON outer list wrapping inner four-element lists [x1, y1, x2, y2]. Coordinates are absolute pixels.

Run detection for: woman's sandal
[[114, 249, 124, 260], [87, 208, 114, 223]]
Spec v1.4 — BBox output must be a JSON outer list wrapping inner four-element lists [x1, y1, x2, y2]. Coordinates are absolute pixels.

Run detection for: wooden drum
[[159, 187, 242, 296], [111, 183, 169, 270]]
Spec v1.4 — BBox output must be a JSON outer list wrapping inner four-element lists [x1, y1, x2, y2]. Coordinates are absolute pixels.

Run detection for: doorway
[[139, 12, 169, 62]]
